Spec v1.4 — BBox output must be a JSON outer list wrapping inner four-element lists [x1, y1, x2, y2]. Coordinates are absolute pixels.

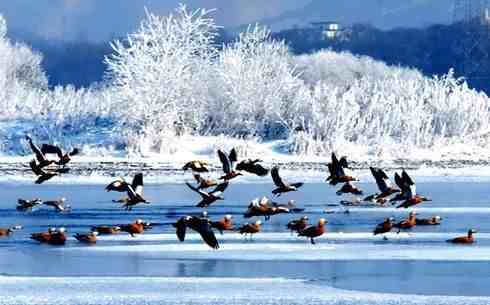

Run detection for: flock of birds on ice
[[0, 136, 477, 249]]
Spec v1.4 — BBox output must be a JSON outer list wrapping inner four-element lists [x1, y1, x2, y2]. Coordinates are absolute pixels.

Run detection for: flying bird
[[113, 173, 149, 210], [40, 143, 79, 166], [235, 159, 269, 176], [326, 153, 357, 185], [25, 136, 56, 168], [218, 148, 242, 180], [369, 167, 400, 199], [271, 167, 303, 196], [173, 215, 219, 249], [42, 198, 70, 212], [182, 160, 210, 173], [185, 181, 229, 208], [17, 198, 43, 212], [192, 174, 218, 190]]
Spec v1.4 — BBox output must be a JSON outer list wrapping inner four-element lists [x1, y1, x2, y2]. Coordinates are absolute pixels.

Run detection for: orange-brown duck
[[74, 231, 98, 244], [373, 217, 394, 235], [393, 212, 417, 233], [42, 198, 70, 213], [119, 219, 145, 237], [115, 173, 149, 210], [287, 216, 309, 234], [416, 216, 442, 226], [193, 174, 218, 190], [91, 225, 121, 235], [447, 229, 476, 244], [210, 215, 234, 234], [271, 167, 303, 197], [0, 225, 22, 237], [186, 181, 229, 208], [298, 218, 327, 244], [238, 220, 262, 238], [31, 227, 66, 245], [336, 181, 363, 196]]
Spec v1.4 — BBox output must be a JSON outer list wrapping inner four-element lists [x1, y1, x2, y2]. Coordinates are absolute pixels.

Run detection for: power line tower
[[453, 0, 490, 81]]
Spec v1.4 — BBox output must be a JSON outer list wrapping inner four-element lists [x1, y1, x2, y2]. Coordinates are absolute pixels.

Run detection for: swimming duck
[[0, 225, 22, 237], [192, 174, 218, 190], [369, 167, 400, 199], [393, 211, 417, 233], [174, 215, 219, 249], [115, 173, 149, 210], [326, 153, 357, 185], [16, 198, 42, 212], [218, 148, 242, 181], [25, 136, 56, 168], [416, 216, 442, 225], [91, 225, 121, 235], [397, 195, 432, 209], [74, 231, 98, 244], [373, 217, 394, 235], [235, 159, 269, 177], [119, 219, 145, 237], [336, 181, 363, 196], [210, 215, 234, 234], [298, 218, 327, 244], [271, 167, 303, 197], [186, 181, 229, 208], [42, 198, 70, 212], [447, 229, 476, 244], [31, 227, 66, 245], [39, 143, 79, 167], [244, 197, 271, 220], [287, 216, 309, 234], [238, 220, 262, 238], [182, 160, 210, 173]]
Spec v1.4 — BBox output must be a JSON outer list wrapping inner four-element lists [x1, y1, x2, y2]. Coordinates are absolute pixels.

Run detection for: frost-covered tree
[[105, 5, 219, 153]]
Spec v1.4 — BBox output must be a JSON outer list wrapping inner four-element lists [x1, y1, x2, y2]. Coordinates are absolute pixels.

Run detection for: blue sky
[[0, 0, 451, 41]]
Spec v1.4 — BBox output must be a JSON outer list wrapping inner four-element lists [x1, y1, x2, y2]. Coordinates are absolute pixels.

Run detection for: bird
[[91, 225, 121, 235], [42, 198, 70, 212], [185, 181, 229, 208], [173, 215, 219, 249], [368, 167, 400, 199], [287, 216, 309, 234], [235, 159, 269, 176], [271, 167, 303, 197], [416, 216, 442, 225], [326, 153, 357, 185], [25, 136, 56, 168], [210, 215, 234, 234], [217, 148, 242, 181], [105, 177, 131, 193], [390, 170, 431, 208], [39, 143, 79, 167], [336, 181, 363, 196], [192, 174, 218, 190], [74, 231, 98, 244], [16, 198, 42, 212], [373, 217, 394, 236], [31, 227, 66, 245], [298, 218, 327, 244], [29, 159, 59, 184], [182, 160, 210, 173], [0, 225, 22, 237], [238, 220, 262, 239], [114, 173, 149, 210], [362, 194, 388, 206], [243, 197, 289, 220], [447, 229, 477, 244], [119, 219, 146, 237], [393, 211, 417, 233]]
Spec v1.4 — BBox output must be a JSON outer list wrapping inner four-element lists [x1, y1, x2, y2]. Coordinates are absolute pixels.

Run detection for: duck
[[119, 219, 145, 237], [218, 148, 242, 181], [31, 227, 67, 245], [29, 159, 59, 184], [447, 229, 476, 244], [298, 218, 327, 244], [91, 225, 121, 235], [115, 173, 149, 210], [362, 194, 388, 206], [210, 215, 234, 234], [74, 231, 98, 244], [0, 225, 22, 237], [271, 167, 303, 197], [25, 136, 56, 168], [39, 143, 79, 167], [416, 215, 442, 225], [397, 195, 432, 209], [326, 153, 357, 185], [271, 199, 304, 213], [336, 181, 363, 196], [393, 211, 417, 233], [235, 159, 269, 176], [389, 170, 431, 208], [373, 217, 394, 235], [182, 160, 210, 173], [185, 181, 229, 208], [16, 198, 42, 212], [42, 198, 70, 212], [243, 197, 289, 220], [368, 167, 400, 199], [105, 177, 131, 193], [192, 174, 218, 190], [238, 220, 262, 238], [286, 216, 309, 234], [173, 215, 219, 249]]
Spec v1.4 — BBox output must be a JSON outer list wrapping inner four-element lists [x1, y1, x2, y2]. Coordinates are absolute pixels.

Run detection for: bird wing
[[394, 172, 404, 190], [41, 144, 64, 159], [371, 167, 389, 192], [211, 182, 229, 195], [217, 149, 231, 174], [185, 182, 210, 199], [27, 137, 46, 163], [290, 182, 304, 189], [69, 148, 80, 156], [228, 148, 238, 169], [331, 153, 346, 177], [271, 167, 286, 188], [105, 178, 127, 192], [35, 174, 55, 184], [174, 217, 187, 242], [193, 174, 203, 184], [298, 225, 316, 236], [402, 170, 415, 186], [196, 220, 219, 249], [29, 160, 43, 176], [131, 173, 144, 196]]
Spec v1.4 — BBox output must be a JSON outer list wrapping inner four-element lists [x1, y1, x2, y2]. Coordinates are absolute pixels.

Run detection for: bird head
[[201, 211, 208, 218], [48, 227, 56, 233], [302, 216, 308, 221], [57, 227, 66, 233], [255, 220, 262, 226], [318, 218, 327, 226], [91, 231, 99, 236], [224, 214, 233, 221], [135, 219, 143, 224], [469, 229, 477, 235]]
